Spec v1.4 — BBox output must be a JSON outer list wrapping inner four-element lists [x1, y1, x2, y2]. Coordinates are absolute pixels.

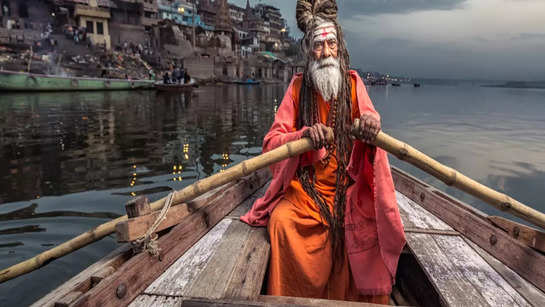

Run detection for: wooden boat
[[32, 164, 545, 306], [0, 71, 155, 92], [155, 79, 197, 92]]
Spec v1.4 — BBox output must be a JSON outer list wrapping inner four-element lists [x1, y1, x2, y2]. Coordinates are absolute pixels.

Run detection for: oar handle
[[352, 120, 545, 230]]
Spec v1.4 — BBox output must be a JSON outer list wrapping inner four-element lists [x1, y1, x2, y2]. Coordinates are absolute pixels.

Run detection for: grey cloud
[[337, 0, 467, 19]]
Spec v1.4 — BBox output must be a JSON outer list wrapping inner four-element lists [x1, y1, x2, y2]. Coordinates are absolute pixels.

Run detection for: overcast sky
[[230, 0, 545, 81]]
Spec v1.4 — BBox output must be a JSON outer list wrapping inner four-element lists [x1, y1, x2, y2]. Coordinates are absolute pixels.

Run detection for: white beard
[[309, 57, 341, 102]]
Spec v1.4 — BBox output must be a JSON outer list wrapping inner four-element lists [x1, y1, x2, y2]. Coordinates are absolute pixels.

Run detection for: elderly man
[[241, 0, 405, 304]]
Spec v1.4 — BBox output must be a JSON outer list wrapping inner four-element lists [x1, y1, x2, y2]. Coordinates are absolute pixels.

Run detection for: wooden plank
[[488, 216, 545, 253], [116, 181, 240, 242], [129, 294, 183, 307], [227, 183, 270, 219], [404, 228, 459, 236], [116, 202, 195, 242], [53, 291, 82, 307], [178, 296, 384, 306], [465, 238, 545, 307], [143, 219, 233, 296], [392, 167, 545, 293], [31, 245, 133, 307], [432, 234, 530, 306], [224, 226, 270, 300], [405, 233, 489, 306], [186, 220, 253, 299], [125, 196, 151, 218], [396, 191, 453, 231], [258, 295, 385, 306], [90, 266, 116, 287], [70, 170, 270, 307]]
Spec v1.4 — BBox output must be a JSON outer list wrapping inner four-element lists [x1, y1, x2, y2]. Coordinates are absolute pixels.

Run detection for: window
[[96, 22, 104, 35], [86, 21, 94, 33]]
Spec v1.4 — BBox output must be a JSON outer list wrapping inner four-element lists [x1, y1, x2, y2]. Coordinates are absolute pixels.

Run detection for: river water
[[1, 82, 544, 305]]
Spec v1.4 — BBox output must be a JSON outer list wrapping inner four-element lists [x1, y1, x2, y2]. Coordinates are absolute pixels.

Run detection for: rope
[[131, 191, 176, 258]]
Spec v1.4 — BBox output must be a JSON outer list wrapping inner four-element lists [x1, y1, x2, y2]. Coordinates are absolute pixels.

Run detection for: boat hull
[[0, 71, 155, 92]]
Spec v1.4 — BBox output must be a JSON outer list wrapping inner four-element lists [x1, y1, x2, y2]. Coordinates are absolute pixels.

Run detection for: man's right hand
[[303, 123, 332, 150]]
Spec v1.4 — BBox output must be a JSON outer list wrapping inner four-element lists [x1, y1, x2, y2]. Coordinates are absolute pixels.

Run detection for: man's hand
[[354, 115, 381, 144], [303, 123, 331, 150]]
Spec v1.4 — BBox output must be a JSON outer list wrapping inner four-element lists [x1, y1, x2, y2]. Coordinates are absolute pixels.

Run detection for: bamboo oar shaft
[[373, 131, 545, 230], [0, 136, 320, 283]]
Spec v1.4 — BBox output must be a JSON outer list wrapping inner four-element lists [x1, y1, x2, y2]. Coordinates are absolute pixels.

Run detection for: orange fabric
[[266, 80, 389, 304]]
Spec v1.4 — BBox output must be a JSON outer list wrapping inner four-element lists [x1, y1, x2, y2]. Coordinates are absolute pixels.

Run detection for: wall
[[184, 55, 214, 79], [79, 16, 111, 50], [109, 23, 147, 47]]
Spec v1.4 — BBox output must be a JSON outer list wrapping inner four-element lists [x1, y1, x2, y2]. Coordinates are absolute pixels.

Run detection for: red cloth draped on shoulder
[[241, 71, 406, 295]]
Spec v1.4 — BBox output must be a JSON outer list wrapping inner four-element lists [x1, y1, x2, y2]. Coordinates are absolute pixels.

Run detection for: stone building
[[109, 0, 160, 48], [197, 0, 216, 28], [74, 0, 112, 49]]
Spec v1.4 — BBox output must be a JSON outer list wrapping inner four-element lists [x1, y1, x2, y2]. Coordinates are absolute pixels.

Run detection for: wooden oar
[[0, 130, 332, 284], [368, 127, 545, 230]]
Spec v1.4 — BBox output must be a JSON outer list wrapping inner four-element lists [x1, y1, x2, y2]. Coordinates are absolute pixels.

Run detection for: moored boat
[[235, 79, 261, 85], [31, 164, 545, 306], [155, 79, 197, 92], [0, 70, 155, 92]]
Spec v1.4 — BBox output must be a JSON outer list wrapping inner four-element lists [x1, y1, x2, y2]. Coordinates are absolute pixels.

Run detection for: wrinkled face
[[309, 22, 341, 101], [312, 23, 338, 60]]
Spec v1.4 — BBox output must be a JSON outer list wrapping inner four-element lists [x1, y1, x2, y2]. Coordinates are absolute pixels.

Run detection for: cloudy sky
[[230, 0, 545, 81]]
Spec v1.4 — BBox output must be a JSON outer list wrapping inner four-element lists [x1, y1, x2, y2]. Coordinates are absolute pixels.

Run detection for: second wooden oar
[[0, 130, 333, 284], [368, 126, 545, 230]]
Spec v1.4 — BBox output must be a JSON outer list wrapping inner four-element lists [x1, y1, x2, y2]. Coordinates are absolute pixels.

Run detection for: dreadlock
[[296, 0, 353, 262]]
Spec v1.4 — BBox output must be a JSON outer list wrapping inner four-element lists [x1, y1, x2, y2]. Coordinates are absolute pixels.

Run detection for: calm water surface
[[1, 83, 544, 305]]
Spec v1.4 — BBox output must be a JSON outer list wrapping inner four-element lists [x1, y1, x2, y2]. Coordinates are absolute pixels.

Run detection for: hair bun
[[296, 0, 338, 33]]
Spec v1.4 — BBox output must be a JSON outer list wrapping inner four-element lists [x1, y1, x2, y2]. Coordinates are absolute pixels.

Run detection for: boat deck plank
[[397, 192, 533, 306], [132, 185, 270, 305], [130, 294, 183, 307], [227, 183, 270, 219], [465, 238, 545, 307], [396, 191, 453, 231]]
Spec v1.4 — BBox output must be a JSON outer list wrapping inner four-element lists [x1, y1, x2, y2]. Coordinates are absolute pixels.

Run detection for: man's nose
[[322, 43, 332, 58]]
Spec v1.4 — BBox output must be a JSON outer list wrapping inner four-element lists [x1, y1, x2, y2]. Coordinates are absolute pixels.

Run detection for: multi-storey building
[[157, 0, 212, 30], [228, 3, 245, 27]]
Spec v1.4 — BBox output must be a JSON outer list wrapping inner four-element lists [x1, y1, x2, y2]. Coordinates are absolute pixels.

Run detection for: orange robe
[[266, 77, 390, 304]]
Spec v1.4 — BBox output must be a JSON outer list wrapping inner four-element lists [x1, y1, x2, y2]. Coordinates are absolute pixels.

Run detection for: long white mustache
[[309, 57, 341, 102]]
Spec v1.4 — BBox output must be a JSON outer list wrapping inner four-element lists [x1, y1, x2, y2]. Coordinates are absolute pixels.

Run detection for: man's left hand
[[354, 115, 381, 143]]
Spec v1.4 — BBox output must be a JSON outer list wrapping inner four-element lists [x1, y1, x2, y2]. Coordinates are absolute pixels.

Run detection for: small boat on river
[[0, 70, 155, 92], [235, 79, 261, 85], [155, 79, 197, 92], [33, 164, 545, 306]]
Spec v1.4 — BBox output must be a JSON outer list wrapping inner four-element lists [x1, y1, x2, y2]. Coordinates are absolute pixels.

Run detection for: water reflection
[[0, 85, 285, 306]]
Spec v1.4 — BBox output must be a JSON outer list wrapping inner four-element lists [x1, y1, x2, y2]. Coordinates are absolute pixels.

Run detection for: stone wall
[[109, 23, 147, 48], [184, 55, 214, 80]]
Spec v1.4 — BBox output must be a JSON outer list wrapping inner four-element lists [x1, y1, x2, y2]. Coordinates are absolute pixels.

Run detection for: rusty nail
[[513, 227, 520, 238], [116, 283, 127, 299], [489, 234, 498, 246], [420, 192, 425, 202]]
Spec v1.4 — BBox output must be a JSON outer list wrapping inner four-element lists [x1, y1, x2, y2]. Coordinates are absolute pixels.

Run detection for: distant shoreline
[[482, 81, 545, 89]]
